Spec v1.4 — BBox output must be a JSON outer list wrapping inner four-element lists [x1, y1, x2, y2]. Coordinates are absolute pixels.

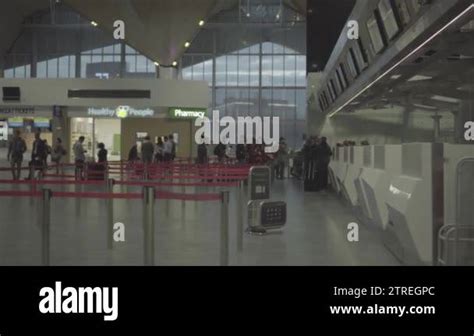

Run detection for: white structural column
[[157, 66, 178, 80]]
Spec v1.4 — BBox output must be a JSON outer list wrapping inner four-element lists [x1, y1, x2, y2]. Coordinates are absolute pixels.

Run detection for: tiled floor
[[0, 150, 399, 266]]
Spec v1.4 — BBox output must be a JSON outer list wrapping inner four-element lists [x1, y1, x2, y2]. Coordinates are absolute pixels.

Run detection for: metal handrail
[[438, 225, 474, 266]]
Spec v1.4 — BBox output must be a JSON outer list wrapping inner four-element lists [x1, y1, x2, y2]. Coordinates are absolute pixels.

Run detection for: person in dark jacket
[[128, 145, 139, 162], [7, 129, 27, 180], [197, 135, 208, 164], [97, 143, 108, 164], [316, 137, 332, 190], [236, 143, 246, 164], [214, 143, 227, 163], [28, 131, 47, 179], [141, 136, 154, 164]]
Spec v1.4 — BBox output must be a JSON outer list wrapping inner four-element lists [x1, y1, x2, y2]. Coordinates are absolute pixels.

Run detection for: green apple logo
[[116, 106, 129, 118]]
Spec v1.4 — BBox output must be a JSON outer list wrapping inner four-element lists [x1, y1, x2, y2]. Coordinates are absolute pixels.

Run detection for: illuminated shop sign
[[87, 106, 154, 118], [169, 107, 207, 119]]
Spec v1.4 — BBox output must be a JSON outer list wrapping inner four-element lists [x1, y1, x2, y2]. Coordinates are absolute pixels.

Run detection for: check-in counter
[[359, 145, 402, 232], [329, 142, 474, 265]]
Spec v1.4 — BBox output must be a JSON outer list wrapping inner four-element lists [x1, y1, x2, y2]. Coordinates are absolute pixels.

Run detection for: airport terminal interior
[[0, 0, 472, 266]]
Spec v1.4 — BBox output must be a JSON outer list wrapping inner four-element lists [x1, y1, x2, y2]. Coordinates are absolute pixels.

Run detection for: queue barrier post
[[220, 191, 230, 266], [237, 180, 244, 252], [143, 186, 155, 266], [107, 178, 115, 250], [41, 188, 52, 266]]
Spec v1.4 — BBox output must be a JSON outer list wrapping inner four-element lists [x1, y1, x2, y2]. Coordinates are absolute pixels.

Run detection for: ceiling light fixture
[[199, 20, 205, 26], [430, 95, 460, 103], [327, 4, 474, 118], [91, 21, 98, 27], [172, 61, 178, 67], [154, 62, 160, 67], [184, 42, 190, 48]]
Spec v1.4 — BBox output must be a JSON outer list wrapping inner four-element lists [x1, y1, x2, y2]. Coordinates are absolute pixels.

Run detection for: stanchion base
[[245, 227, 267, 236]]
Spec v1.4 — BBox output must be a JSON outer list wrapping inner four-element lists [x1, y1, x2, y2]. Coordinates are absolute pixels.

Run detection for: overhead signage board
[[168, 107, 207, 119], [87, 106, 154, 118], [34, 117, 51, 128], [0, 107, 35, 115], [7, 117, 24, 128]]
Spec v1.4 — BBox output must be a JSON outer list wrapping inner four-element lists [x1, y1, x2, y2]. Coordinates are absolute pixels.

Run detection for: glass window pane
[[216, 88, 226, 114], [136, 55, 147, 73], [215, 55, 226, 86], [273, 55, 284, 86], [182, 66, 192, 80], [92, 55, 102, 64], [125, 45, 137, 54], [204, 59, 213, 86], [226, 55, 237, 86], [296, 56, 306, 86], [262, 55, 272, 87], [249, 55, 259, 87], [126, 55, 136, 72], [273, 43, 284, 54], [15, 66, 25, 78], [284, 55, 296, 87], [238, 55, 249, 87], [47, 58, 58, 78], [58, 56, 69, 78], [250, 44, 260, 54], [81, 55, 91, 78], [69, 56, 76, 78], [37, 60, 46, 78], [193, 60, 204, 81], [103, 45, 114, 54], [262, 42, 273, 54], [4, 69, 14, 78]]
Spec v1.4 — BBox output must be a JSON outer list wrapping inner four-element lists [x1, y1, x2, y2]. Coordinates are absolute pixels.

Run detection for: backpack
[[11, 138, 26, 157]]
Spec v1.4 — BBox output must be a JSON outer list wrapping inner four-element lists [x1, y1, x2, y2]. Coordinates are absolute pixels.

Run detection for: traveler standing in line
[[197, 135, 208, 165], [236, 143, 246, 164], [163, 136, 173, 162], [97, 142, 108, 164], [141, 136, 154, 164], [97, 142, 108, 180], [28, 131, 47, 180], [155, 137, 164, 163], [7, 129, 27, 180], [51, 138, 67, 174], [169, 134, 176, 161], [128, 144, 139, 162], [316, 137, 333, 190], [43, 139, 52, 167], [275, 137, 288, 179], [73, 136, 87, 180], [214, 142, 227, 163]]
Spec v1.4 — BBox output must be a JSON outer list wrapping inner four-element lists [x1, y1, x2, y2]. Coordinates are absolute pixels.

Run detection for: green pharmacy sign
[[169, 107, 207, 119]]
